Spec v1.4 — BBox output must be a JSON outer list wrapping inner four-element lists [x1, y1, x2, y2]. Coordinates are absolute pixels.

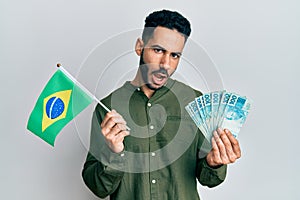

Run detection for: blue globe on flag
[[45, 97, 65, 119]]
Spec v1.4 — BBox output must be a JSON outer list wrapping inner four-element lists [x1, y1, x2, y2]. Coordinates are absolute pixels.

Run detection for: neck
[[131, 69, 155, 99]]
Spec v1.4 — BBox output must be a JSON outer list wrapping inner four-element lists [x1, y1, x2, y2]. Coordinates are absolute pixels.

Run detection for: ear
[[135, 38, 144, 56]]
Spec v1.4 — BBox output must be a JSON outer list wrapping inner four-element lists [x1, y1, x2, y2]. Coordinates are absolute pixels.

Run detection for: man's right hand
[[100, 110, 130, 153]]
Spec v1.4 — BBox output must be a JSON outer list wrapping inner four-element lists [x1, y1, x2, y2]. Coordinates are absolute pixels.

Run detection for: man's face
[[139, 26, 186, 90]]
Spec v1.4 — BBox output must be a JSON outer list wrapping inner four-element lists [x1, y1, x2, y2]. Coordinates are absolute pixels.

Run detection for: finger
[[101, 111, 115, 128], [225, 129, 241, 158], [218, 128, 236, 163], [104, 123, 125, 138], [114, 123, 127, 132], [103, 121, 128, 138], [211, 132, 219, 152], [111, 110, 127, 124], [206, 136, 219, 166], [101, 119, 116, 136], [105, 130, 129, 153], [101, 111, 127, 133], [214, 129, 229, 164], [211, 131, 222, 164], [103, 110, 127, 126], [111, 123, 127, 135], [101, 111, 114, 128], [115, 131, 130, 143]]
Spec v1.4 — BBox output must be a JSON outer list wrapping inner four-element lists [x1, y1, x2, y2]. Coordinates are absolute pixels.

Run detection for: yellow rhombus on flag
[[27, 69, 93, 146]]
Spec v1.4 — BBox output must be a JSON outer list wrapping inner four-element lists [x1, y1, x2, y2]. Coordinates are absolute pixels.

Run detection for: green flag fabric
[[27, 69, 93, 146]]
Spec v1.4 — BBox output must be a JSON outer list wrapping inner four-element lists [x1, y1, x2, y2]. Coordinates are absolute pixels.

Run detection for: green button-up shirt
[[82, 79, 227, 200]]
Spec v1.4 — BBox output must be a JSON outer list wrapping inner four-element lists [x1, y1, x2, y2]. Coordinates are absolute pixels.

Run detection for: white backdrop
[[0, 0, 298, 199]]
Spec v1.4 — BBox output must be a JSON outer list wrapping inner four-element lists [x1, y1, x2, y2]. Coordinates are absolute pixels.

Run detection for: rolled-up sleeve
[[196, 157, 227, 188]]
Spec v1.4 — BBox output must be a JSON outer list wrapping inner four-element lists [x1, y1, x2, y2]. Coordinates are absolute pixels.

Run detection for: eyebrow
[[150, 45, 182, 56]]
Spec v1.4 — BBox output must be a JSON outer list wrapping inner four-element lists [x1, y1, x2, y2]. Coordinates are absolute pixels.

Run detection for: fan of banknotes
[[185, 91, 252, 143]]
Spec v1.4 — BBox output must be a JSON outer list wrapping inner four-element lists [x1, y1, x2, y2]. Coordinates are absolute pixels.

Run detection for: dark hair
[[142, 9, 191, 44]]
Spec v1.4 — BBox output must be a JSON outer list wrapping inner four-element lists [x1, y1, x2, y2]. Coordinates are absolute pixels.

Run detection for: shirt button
[[120, 153, 125, 157], [152, 179, 156, 184], [137, 88, 140, 91], [147, 102, 152, 107], [151, 152, 156, 157], [149, 125, 154, 130]]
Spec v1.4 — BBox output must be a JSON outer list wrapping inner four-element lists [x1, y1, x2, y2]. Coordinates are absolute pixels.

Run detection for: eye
[[171, 53, 180, 59], [153, 48, 164, 53]]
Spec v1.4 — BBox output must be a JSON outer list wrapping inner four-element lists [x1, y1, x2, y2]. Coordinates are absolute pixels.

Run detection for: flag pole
[[56, 63, 131, 130]]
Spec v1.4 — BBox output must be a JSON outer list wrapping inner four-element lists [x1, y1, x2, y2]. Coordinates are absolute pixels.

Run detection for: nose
[[160, 53, 170, 69]]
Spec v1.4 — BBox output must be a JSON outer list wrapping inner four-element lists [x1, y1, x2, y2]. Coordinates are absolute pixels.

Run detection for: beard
[[139, 50, 170, 91]]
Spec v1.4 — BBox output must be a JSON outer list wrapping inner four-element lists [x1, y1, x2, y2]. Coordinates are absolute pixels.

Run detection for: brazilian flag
[[27, 69, 93, 146]]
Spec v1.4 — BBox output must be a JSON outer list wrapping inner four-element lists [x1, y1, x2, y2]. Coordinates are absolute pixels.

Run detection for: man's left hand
[[206, 128, 241, 167]]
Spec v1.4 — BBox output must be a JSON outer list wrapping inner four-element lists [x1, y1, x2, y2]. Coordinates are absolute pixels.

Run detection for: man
[[82, 9, 241, 200]]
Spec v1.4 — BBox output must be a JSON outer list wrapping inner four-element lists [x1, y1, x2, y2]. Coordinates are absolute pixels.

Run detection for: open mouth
[[154, 73, 167, 79], [152, 73, 168, 85]]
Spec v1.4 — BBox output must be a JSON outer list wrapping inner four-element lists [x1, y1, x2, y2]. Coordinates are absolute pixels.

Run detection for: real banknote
[[185, 102, 207, 137], [211, 91, 223, 132], [217, 92, 232, 128], [195, 96, 211, 138], [220, 94, 251, 137], [203, 93, 212, 134]]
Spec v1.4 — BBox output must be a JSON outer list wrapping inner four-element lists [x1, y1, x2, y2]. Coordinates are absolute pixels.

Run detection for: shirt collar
[[123, 79, 176, 94]]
